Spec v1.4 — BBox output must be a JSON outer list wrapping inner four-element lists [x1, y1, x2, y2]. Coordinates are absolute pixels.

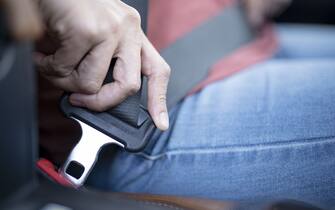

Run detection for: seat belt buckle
[[59, 59, 156, 187], [59, 95, 156, 187]]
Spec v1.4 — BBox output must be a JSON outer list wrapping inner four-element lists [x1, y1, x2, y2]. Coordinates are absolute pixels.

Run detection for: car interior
[[0, 0, 334, 209]]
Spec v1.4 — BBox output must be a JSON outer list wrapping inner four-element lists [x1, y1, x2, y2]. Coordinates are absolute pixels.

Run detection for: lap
[[88, 25, 335, 208], [159, 59, 335, 151], [275, 24, 335, 58]]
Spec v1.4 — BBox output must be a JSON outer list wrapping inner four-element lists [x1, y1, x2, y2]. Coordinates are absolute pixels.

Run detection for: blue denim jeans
[[89, 24, 335, 209]]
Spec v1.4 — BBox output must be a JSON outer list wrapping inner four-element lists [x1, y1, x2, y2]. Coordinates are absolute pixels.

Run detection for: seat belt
[[161, 5, 254, 107], [44, 0, 255, 187]]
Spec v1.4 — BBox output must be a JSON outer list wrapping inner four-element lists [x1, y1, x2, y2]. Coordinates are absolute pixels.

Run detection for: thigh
[[89, 59, 335, 208], [150, 59, 335, 152], [275, 24, 335, 59]]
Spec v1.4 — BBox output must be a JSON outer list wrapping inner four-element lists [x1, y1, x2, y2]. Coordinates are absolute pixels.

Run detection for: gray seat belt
[[161, 5, 254, 108], [123, 0, 254, 108]]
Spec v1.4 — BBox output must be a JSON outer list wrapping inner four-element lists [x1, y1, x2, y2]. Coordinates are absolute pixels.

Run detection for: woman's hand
[[243, 0, 291, 27], [35, 0, 170, 130]]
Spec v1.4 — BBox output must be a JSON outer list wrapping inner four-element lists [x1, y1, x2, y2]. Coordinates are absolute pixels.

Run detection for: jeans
[[88, 24, 335, 209]]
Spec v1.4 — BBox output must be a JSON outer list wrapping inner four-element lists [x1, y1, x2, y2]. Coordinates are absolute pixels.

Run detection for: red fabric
[[148, 0, 234, 50], [190, 25, 278, 94], [37, 158, 75, 187], [148, 1, 278, 95]]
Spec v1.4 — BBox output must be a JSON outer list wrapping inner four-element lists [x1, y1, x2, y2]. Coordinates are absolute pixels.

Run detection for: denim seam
[[137, 135, 335, 161]]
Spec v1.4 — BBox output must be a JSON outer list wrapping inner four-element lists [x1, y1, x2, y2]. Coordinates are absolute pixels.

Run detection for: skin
[[32, 0, 291, 131], [34, 0, 171, 130]]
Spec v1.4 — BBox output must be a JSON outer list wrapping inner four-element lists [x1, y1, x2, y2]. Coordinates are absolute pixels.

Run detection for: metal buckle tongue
[[59, 94, 156, 187], [60, 118, 124, 187], [59, 58, 156, 187]]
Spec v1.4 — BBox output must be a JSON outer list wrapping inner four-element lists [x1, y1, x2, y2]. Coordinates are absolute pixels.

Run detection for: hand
[[34, 0, 170, 130], [243, 0, 291, 27]]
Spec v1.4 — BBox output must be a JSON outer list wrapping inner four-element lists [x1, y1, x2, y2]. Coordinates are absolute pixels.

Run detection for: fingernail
[[159, 112, 169, 130]]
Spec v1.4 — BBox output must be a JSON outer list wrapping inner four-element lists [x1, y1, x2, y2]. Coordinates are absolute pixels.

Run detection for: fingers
[[69, 80, 133, 111], [34, 37, 91, 77], [70, 35, 171, 131], [141, 35, 170, 131], [35, 37, 116, 94], [75, 41, 116, 93], [68, 31, 171, 132], [69, 41, 142, 111]]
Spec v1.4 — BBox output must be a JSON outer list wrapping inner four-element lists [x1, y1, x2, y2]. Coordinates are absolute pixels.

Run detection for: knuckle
[[48, 64, 71, 77], [99, 20, 116, 36], [126, 8, 141, 26], [163, 64, 171, 77], [76, 23, 100, 42], [108, 14, 123, 33], [77, 79, 101, 94], [85, 29, 99, 41], [54, 22, 67, 35], [98, 13, 121, 36], [122, 79, 141, 95], [158, 63, 171, 80], [149, 62, 171, 80], [40, 55, 73, 77]]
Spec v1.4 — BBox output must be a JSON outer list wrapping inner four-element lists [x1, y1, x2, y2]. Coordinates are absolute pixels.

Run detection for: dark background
[[276, 0, 335, 25]]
